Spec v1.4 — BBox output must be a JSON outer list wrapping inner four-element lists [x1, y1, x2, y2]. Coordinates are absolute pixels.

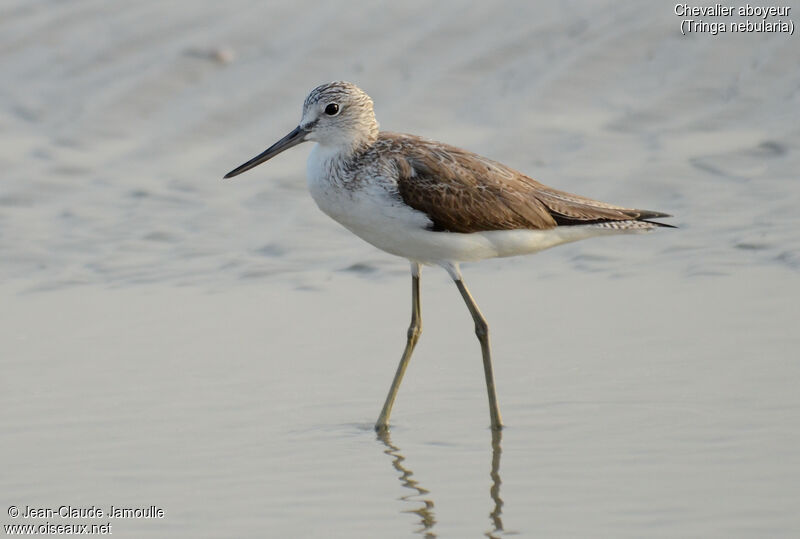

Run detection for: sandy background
[[2, 1, 799, 537]]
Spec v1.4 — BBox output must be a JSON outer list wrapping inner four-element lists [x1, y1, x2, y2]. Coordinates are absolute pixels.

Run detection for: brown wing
[[384, 133, 669, 233], [529, 185, 672, 226]]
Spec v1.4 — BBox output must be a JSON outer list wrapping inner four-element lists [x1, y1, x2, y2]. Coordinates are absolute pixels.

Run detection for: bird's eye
[[324, 103, 340, 116]]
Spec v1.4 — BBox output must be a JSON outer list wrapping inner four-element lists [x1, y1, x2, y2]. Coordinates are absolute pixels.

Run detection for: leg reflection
[[486, 428, 504, 538], [376, 430, 437, 538]]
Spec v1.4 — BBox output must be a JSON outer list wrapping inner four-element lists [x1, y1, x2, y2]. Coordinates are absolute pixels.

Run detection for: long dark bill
[[224, 125, 308, 179]]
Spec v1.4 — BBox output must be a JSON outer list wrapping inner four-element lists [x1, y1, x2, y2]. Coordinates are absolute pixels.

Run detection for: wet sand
[[2, 1, 799, 537]]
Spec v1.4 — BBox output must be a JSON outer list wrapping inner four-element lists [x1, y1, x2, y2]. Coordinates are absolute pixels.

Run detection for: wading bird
[[224, 82, 672, 431]]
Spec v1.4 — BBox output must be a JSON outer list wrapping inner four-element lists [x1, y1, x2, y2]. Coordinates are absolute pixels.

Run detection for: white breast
[[306, 144, 432, 251]]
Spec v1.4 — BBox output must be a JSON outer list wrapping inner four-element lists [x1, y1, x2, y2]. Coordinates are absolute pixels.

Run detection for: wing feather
[[379, 133, 670, 232]]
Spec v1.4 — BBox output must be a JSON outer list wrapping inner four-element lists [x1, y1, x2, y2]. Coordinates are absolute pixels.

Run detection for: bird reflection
[[376, 428, 505, 538], [376, 430, 437, 538], [486, 428, 504, 538]]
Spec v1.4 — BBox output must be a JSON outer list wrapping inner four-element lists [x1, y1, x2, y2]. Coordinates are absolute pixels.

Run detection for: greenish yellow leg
[[454, 278, 504, 431], [375, 263, 422, 431]]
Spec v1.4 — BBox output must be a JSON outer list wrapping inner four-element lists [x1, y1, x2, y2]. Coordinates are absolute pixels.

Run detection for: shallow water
[[2, 1, 800, 537]]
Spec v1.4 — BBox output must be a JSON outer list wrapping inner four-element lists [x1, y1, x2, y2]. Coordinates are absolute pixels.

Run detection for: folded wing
[[384, 133, 671, 233]]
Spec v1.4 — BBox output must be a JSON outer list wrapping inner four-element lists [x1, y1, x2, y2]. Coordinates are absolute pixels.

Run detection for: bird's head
[[224, 81, 378, 179]]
